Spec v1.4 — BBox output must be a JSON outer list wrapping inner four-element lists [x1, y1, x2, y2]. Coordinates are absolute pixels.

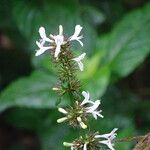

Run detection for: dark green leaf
[[98, 3, 150, 78], [0, 71, 68, 112]]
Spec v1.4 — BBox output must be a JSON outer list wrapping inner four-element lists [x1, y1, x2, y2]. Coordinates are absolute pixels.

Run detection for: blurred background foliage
[[0, 0, 150, 150]]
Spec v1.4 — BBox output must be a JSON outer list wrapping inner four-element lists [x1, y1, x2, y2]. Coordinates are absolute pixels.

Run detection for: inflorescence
[[35, 24, 118, 150]]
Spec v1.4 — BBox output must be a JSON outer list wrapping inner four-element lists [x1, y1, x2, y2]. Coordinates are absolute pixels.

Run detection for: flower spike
[[57, 91, 103, 129], [64, 129, 118, 150]]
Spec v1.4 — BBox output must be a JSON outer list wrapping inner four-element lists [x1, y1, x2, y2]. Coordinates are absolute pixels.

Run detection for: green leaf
[[83, 64, 111, 98], [99, 3, 150, 78], [76, 52, 110, 98], [0, 71, 68, 112]]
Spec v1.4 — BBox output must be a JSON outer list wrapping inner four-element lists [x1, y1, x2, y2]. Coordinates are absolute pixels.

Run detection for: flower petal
[[39, 27, 52, 42], [54, 44, 61, 58], [78, 61, 84, 71], [72, 53, 86, 62], [39, 27, 46, 39], [78, 53, 86, 61], [99, 140, 114, 150], [81, 91, 90, 105], [59, 25, 63, 35], [36, 41, 42, 48], [35, 46, 52, 56], [83, 144, 87, 150], [76, 38, 84, 47], [73, 25, 82, 37], [86, 100, 100, 113]]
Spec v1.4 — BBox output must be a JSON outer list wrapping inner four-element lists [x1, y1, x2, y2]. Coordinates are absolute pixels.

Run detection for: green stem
[[58, 49, 80, 101]]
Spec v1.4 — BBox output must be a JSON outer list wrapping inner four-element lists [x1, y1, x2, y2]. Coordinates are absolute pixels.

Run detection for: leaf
[[83, 64, 111, 98], [81, 5, 105, 26], [134, 133, 150, 150], [0, 71, 68, 112], [99, 3, 150, 78]]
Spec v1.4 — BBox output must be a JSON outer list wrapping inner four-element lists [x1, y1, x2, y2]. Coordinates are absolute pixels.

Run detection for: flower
[[35, 25, 83, 58], [69, 25, 83, 46], [72, 53, 86, 71], [57, 91, 103, 128], [35, 41, 53, 56], [95, 128, 118, 150], [38, 27, 52, 43], [35, 27, 53, 56], [80, 91, 91, 105], [63, 129, 118, 150], [81, 91, 104, 120], [50, 25, 64, 58]]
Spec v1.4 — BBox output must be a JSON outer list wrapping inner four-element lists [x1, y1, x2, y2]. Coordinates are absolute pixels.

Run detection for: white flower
[[63, 129, 118, 150], [69, 25, 83, 46], [35, 27, 53, 56], [91, 109, 103, 119], [80, 91, 92, 105], [85, 100, 104, 119], [80, 91, 103, 120], [72, 53, 86, 71], [50, 25, 65, 58], [99, 139, 115, 150], [39, 27, 52, 43], [95, 128, 118, 150], [35, 25, 83, 58], [95, 128, 118, 139]]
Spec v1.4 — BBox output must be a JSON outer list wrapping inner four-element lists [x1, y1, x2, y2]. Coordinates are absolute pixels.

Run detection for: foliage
[[0, 0, 150, 150]]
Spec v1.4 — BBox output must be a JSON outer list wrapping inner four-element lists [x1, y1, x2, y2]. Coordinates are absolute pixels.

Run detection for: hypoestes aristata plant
[[35, 25, 118, 150]]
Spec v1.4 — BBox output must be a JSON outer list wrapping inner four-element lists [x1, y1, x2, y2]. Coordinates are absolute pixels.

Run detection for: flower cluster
[[35, 25, 83, 57], [57, 91, 103, 129], [35, 24, 118, 150], [63, 128, 118, 150]]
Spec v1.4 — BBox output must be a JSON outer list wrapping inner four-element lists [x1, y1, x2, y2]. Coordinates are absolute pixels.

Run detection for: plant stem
[[116, 136, 145, 143]]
